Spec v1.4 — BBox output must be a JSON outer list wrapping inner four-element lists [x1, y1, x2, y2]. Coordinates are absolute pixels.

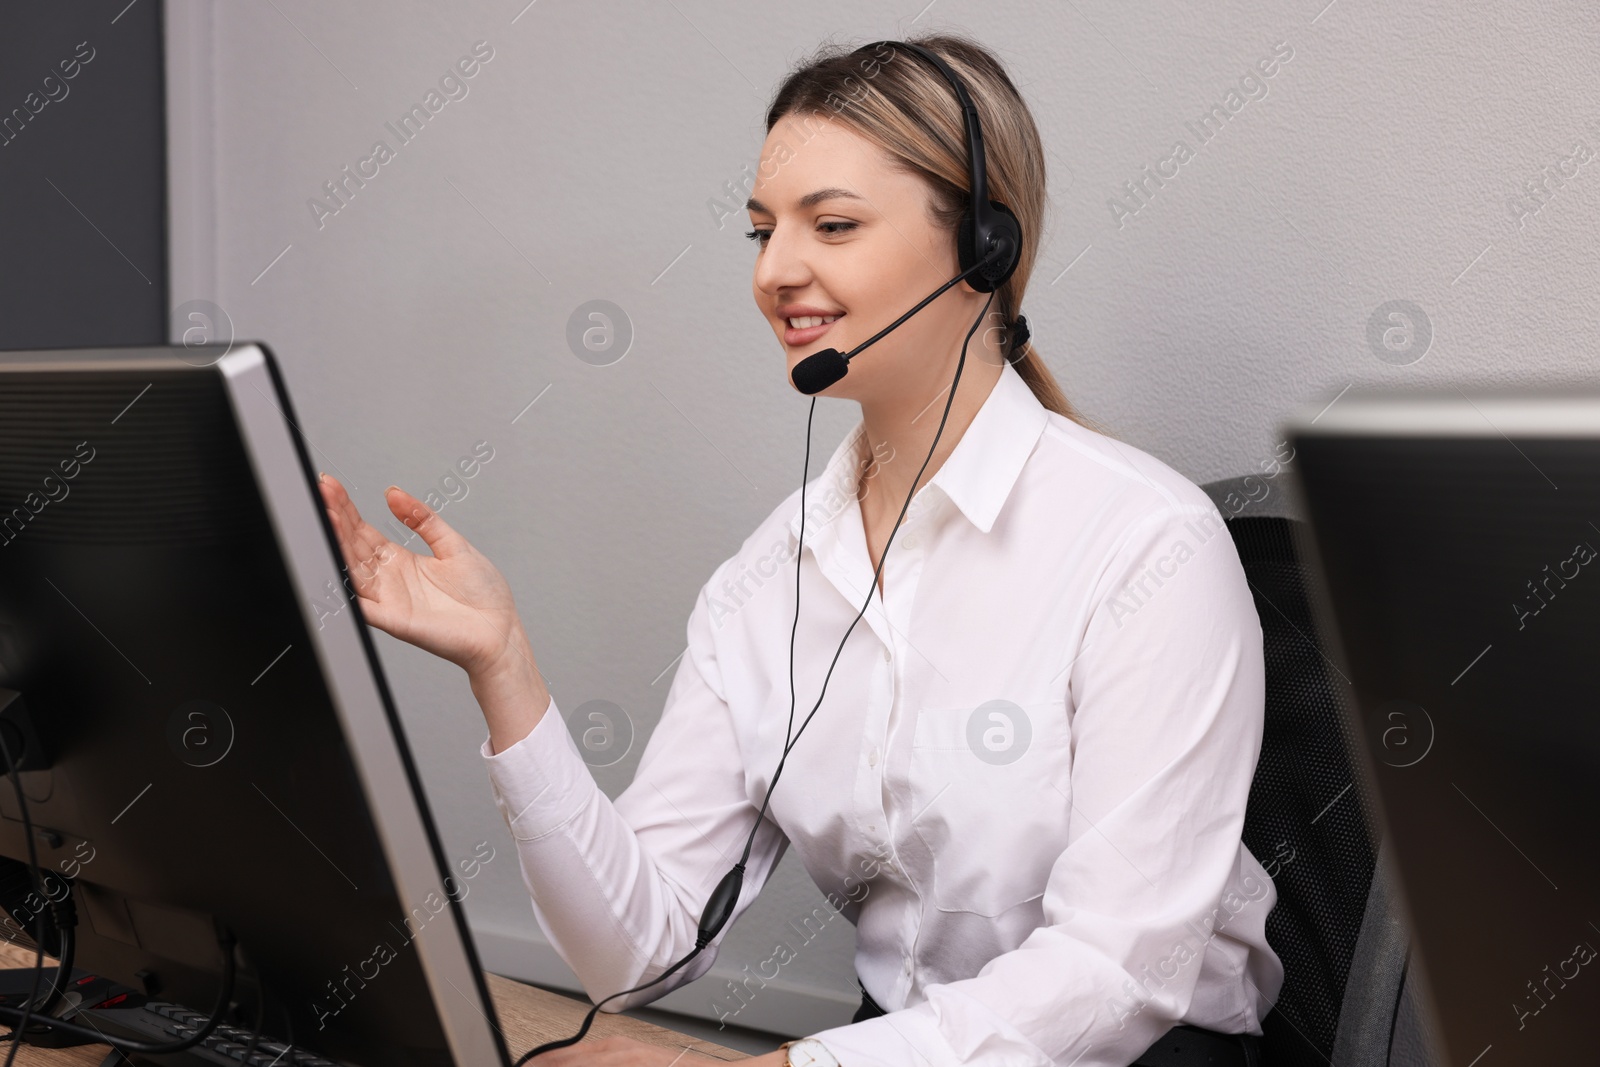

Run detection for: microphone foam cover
[[790, 349, 849, 395]]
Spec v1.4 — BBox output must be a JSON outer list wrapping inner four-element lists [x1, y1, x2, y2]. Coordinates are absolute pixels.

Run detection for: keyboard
[[0, 963, 352, 1066], [83, 999, 347, 1066]]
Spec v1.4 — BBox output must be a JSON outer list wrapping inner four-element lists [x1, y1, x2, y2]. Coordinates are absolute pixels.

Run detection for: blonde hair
[[764, 32, 1107, 434]]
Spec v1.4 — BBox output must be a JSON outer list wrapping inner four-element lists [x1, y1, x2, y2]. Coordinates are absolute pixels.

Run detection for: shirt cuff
[[479, 694, 598, 841], [810, 999, 1053, 1067], [809, 1014, 958, 1067]]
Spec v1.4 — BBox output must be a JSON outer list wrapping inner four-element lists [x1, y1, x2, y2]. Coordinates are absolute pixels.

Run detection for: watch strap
[[780, 1037, 840, 1067]]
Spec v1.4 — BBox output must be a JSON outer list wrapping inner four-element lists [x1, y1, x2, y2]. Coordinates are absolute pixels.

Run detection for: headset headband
[[859, 40, 1022, 293]]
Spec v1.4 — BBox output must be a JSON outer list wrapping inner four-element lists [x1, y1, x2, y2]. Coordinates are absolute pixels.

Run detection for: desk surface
[[0, 941, 743, 1065]]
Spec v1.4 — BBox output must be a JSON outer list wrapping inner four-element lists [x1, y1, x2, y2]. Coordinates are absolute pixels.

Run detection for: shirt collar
[[785, 359, 1051, 542]]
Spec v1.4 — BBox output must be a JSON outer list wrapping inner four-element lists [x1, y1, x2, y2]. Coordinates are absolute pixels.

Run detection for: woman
[[319, 33, 1284, 1067]]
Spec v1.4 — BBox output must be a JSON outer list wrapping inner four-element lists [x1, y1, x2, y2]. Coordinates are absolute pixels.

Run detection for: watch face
[[790, 1038, 841, 1067]]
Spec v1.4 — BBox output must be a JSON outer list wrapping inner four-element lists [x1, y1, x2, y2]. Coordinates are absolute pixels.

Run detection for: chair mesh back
[[1228, 515, 1381, 1066]]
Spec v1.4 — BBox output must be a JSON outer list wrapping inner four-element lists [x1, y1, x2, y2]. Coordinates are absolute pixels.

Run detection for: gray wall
[[167, 0, 1600, 1045]]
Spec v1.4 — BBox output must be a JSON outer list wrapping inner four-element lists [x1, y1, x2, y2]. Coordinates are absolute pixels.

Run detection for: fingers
[[318, 474, 398, 588], [321, 476, 387, 557], [383, 484, 471, 560]]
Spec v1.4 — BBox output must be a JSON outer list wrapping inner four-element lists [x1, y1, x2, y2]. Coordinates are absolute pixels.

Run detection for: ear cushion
[[957, 200, 1023, 293]]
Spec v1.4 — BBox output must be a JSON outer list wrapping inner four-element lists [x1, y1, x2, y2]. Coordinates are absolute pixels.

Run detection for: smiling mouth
[[784, 314, 843, 346]]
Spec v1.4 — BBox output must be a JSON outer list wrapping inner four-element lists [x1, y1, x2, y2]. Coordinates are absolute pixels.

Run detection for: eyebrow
[[744, 188, 867, 214]]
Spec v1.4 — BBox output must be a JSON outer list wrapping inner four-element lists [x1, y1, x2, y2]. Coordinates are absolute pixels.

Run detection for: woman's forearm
[[469, 623, 552, 755]]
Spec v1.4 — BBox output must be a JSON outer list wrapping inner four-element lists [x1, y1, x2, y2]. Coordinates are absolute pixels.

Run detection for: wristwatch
[[780, 1037, 842, 1067]]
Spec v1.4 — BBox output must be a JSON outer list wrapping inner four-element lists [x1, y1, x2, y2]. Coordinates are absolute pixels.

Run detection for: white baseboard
[[471, 924, 860, 1039]]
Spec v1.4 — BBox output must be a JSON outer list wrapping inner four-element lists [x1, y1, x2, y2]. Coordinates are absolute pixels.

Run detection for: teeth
[[787, 315, 840, 329]]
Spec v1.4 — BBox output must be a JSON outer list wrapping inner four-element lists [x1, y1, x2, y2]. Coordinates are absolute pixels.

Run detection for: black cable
[[753, 292, 993, 846], [0, 728, 242, 1056], [514, 291, 995, 1063], [0, 925, 238, 1053], [772, 291, 993, 778], [0, 723, 49, 1067], [31, 924, 71, 1020], [19, 872, 77, 1024], [241, 975, 269, 1063]]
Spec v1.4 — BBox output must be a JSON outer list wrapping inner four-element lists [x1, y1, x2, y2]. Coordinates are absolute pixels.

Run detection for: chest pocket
[[908, 699, 1073, 917]]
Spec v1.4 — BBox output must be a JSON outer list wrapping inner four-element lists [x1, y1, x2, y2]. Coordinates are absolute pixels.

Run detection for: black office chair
[[1200, 475, 1442, 1067]]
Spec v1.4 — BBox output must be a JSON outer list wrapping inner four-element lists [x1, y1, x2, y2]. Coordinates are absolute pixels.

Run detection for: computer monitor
[[1284, 388, 1600, 1064], [0, 342, 510, 1065]]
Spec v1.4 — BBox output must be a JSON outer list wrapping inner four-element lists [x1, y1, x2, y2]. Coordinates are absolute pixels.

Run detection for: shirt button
[[903, 960, 913, 975], [867, 746, 879, 767], [882, 647, 891, 662]]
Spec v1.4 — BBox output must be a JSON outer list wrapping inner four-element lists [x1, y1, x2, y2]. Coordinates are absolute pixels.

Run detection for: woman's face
[[747, 113, 998, 403]]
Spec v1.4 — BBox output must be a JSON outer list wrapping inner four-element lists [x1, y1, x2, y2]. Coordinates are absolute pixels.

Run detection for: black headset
[[893, 41, 1023, 294], [788, 41, 1028, 395], [520, 40, 1022, 1063]]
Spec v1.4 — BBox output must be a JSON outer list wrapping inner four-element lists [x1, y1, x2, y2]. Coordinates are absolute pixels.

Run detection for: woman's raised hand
[[316, 474, 527, 679]]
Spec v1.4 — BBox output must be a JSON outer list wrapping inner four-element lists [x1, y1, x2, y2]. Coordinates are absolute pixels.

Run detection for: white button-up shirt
[[480, 359, 1284, 1067]]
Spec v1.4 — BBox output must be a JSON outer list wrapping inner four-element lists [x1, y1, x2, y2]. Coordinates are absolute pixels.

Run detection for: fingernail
[[318, 471, 326, 483], [385, 485, 401, 495]]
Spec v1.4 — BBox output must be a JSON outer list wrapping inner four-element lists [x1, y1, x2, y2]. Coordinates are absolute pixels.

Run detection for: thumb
[[385, 486, 470, 559]]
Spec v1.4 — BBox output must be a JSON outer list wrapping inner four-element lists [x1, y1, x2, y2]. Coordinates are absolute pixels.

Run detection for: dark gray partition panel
[[0, 0, 168, 350]]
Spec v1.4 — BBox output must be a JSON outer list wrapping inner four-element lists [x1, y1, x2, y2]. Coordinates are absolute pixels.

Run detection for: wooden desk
[[0, 941, 744, 1064]]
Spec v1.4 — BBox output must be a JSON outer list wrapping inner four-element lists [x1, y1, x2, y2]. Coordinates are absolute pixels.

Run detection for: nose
[[751, 224, 812, 307]]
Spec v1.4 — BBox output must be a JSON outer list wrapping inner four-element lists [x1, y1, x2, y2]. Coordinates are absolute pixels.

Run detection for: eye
[[743, 220, 860, 248]]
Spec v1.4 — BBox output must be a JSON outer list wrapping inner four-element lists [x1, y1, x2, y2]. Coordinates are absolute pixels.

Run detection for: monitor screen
[[0, 342, 510, 1065], [1286, 389, 1600, 1064]]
